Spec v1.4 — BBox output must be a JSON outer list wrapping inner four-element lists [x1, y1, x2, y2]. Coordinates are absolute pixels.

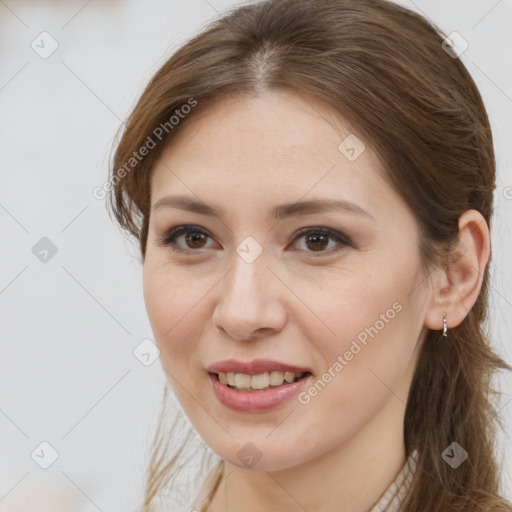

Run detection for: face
[[143, 91, 431, 472]]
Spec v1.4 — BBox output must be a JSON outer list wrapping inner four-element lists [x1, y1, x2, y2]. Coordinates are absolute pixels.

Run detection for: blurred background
[[1, 0, 511, 510]]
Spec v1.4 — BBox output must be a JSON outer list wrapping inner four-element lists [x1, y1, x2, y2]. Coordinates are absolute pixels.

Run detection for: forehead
[[150, 91, 401, 222]]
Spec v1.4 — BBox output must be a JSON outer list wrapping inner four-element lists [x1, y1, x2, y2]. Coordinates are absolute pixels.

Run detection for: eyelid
[[156, 224, 353, 255]]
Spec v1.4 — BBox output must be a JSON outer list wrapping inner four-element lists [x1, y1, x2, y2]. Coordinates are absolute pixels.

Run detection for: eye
[[289, 226, 351, 255], [155, 225, 352, 255], [155, 225, 214, 253]]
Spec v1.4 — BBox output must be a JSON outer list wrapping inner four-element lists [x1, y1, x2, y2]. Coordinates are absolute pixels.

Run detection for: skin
[[142, 90, 490, 512]]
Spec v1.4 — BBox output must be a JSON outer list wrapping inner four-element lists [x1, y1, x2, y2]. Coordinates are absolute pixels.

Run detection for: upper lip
[[207, 359, 312, 375]]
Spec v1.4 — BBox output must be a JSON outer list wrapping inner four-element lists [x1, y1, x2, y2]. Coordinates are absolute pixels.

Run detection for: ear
[[424, 209, 491, 333]]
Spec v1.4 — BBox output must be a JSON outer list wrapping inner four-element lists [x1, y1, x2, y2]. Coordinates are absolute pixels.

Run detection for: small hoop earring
[[442, 312, 448, 337]]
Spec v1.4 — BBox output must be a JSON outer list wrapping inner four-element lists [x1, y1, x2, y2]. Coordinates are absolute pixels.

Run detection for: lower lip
[[208, 373, 312, 413]]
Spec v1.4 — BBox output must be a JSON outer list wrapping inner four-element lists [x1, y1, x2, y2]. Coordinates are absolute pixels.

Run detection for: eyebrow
[[152, 194, 374, 221]]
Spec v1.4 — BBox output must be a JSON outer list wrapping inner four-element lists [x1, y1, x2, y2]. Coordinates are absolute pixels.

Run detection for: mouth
[[211, 370, 312, 392], [206, 359, 314, 411]]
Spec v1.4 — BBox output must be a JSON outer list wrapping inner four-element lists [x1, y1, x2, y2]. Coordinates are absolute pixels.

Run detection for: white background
[[1, 1, 511, 510]]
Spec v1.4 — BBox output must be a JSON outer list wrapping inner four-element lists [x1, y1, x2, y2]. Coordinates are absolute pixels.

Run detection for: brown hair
[[107, 0, 512, 510]]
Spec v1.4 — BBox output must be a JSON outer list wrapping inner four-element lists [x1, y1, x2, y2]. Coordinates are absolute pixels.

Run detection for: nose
[[212, 251, 287, 342]]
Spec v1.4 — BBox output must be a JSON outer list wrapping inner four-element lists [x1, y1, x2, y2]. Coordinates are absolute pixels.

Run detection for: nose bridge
[[212, 241, 285, 340], [223, 243, 268, 310]]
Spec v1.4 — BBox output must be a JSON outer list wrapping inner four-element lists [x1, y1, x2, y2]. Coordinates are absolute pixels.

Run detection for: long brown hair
[[107, 0, 512, 510]]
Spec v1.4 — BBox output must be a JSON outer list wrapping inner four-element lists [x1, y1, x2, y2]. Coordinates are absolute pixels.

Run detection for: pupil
[[306, 234, 328, 251], [186, 232, 206, 248]]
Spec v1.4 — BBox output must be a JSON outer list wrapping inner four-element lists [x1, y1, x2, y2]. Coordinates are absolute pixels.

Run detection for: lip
[[206, 358, 312, 375], [208, 372, 312, 412]]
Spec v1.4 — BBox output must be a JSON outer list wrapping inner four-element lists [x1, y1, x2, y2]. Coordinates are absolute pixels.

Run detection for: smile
[[216, 370, 308, 392]]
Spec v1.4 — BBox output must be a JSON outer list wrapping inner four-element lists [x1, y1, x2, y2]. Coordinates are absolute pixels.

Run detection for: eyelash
[[155, 224, 352, 256]]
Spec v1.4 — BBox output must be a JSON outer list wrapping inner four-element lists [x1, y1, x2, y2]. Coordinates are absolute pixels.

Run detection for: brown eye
[[304, 233, 330, 251], [156, 225, 214, 253], [184, 231, 208, 249], [290, 227, 351, 255], [156, 225, 352, 256]]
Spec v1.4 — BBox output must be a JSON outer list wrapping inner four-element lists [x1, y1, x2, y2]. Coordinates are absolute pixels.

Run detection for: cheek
[[143, 265, 199, 361], [143, 266, 209, 416], [143, 267, 170, 339], [293, 298, 419, 452], [299, 256, 422, 393]]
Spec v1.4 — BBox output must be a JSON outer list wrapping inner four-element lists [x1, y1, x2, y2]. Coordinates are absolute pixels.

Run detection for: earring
[[442, 312, 448, 337]]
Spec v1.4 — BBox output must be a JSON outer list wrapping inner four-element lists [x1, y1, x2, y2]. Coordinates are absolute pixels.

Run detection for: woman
[[107, 0, 512, 510]]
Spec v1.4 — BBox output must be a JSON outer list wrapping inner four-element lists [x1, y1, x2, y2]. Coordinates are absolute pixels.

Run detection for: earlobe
[[424, 209, 490, 333]]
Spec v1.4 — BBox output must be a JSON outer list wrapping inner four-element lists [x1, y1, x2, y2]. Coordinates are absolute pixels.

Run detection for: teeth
[[235, 373, 251, 389], [269, 371, 285, 385], [284, 371, 295, 383], [250, 372, 270, 389], [217, 371, 306, 391]]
